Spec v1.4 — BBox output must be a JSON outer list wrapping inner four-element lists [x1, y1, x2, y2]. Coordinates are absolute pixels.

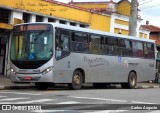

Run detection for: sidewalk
[[0, 75, 34, 90], [0, 75, 160, 90]]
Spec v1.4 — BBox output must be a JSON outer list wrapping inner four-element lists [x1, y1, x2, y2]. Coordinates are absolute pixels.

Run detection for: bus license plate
[[23, 76, 32, 80]]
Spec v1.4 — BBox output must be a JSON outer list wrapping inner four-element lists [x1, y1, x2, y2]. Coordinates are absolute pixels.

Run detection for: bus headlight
[[11, 68, 16, 74], [42, 66, 54, 75]]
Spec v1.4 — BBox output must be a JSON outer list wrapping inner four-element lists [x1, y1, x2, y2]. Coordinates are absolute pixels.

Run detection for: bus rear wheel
[[35, 83, 49, 90], [121, 72, 137, 89], [69, 70, 83, 90]]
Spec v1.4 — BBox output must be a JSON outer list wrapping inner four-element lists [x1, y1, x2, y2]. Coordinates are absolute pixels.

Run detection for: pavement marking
[[69, 96, 127, 103], [0, 97, 28, 101], [86, 110, 128, 113], [131, 101, 158, 104], [149, 111, 160, 113], [57, 101, 80, 104], [0, 91, 41, 95], [0, 99, 56, 104], [0, 96, 7, 97], [32, 110, 71, 113]]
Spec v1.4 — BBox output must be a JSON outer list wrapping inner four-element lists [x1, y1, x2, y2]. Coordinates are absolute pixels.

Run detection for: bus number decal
[[118, 56, 122, 63]]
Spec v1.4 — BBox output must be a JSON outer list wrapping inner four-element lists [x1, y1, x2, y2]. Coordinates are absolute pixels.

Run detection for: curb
[[0, 85, 160, 90], [0, 86, 5, 90], [136, 85, 160, 89], [0, 85, 35, 90]]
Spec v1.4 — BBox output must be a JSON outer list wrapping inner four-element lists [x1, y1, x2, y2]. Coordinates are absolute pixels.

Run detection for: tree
[[129, 0, 138, 36]]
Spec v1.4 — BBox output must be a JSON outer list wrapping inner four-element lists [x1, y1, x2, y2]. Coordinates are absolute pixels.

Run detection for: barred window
[[36, 15, 43, 22], [0, 8, 11, 23], [23, 13, 30, 23]]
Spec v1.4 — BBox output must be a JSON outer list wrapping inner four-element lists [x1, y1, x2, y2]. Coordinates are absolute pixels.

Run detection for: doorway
[[0, 37, 6, 74]]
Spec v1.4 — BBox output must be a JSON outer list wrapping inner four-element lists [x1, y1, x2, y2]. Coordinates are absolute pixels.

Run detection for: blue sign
[[29, 52, 35, 60]]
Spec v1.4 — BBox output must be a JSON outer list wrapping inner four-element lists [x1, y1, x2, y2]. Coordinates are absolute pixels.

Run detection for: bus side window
[[61, 35, 69, 51], [55, 29, 70, 60], [71, 32, 88, 53], [146, 43, 155, 59], [118, 39, 125, 56], [133, 41, 144, 57], [104, 37, 109, 54], [124, 40, 132, 57], [108, 38, 118, 55], [144, 43, 148, 58], [100, 36, 105, 54], [89, 34, 101, 54]]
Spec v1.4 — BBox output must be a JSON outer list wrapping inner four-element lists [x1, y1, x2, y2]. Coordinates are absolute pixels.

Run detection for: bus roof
[[14, 22, 155, 43]]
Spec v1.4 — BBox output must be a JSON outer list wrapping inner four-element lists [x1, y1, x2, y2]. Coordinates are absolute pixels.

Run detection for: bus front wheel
[[121, 72, 137, 89], [69, 70, 83, 90]]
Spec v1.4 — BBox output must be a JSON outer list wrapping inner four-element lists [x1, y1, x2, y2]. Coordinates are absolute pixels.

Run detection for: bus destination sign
[[14, 24, 48, 32]]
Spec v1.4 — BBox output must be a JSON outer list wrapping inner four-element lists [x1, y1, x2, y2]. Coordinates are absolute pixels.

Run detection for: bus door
[[0, 37, 6, 74]]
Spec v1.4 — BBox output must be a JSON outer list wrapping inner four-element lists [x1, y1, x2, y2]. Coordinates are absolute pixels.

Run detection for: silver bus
[[9, 23, 156, 90]]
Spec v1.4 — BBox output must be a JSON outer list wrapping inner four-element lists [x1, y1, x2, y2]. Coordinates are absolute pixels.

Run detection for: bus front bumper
[[10, 71, 54, 83]]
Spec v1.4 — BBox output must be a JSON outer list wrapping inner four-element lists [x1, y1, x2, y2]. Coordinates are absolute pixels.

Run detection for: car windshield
[[10, 24, 53, 61]]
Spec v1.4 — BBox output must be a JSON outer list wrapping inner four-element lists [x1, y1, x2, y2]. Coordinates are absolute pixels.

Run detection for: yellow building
[[0, 0, 149, 75]]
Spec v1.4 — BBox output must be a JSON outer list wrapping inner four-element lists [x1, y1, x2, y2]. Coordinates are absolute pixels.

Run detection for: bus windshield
[[11, 24, 53, 62]]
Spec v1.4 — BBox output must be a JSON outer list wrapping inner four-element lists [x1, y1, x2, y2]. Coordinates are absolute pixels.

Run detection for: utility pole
[[129, 0, 138, 36]]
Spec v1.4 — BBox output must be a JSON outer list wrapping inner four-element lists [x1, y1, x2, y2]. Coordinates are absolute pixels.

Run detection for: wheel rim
[[130, 76, 135, 86], [73, 74, 81, 85]]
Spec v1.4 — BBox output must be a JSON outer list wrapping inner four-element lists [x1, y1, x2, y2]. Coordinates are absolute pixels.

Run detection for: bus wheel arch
[[121, 71, 137, 89], [69, 68, 85, 90]]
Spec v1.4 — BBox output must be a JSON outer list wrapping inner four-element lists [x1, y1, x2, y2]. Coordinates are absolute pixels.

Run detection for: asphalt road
[[0, 87, 160, 113]]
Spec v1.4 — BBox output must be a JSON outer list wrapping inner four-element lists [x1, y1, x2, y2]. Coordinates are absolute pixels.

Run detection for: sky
[[56, 0, 160, 27]]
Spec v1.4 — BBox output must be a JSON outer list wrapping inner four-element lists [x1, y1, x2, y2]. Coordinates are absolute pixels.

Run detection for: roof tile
[[141, 25, 160, 32]]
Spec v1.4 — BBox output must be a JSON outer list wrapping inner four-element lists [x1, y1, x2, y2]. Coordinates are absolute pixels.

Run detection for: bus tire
[[121, 72, 137, 89], [69, 70, 83, 90], [35, 83, 48, 90]]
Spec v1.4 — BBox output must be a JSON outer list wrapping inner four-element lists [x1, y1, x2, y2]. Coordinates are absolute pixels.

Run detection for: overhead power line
[[139, 0, 153, 6], [138, 0, 148, 2], [140, 4, 160, 9]]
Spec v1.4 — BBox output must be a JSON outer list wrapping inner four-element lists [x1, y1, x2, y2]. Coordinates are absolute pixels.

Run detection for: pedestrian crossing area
[[0, 91, 159, 113]]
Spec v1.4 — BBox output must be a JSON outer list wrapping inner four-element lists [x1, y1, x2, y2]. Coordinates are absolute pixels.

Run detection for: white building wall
[[110, 14, 115, 33], [10, 10, 23, 24], [111, 13, 129, 34], [43, 17, 48, 22], [111, 13, 149, 39], [30, 14, 36, 22]]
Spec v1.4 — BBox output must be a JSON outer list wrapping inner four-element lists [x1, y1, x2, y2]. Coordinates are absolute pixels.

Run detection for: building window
[[70, 22, 76, 26], [59, 20, 66, 24], [0, 8, 11, 23], [23, 13, 30, 23], [48, 18, 56, 22], [80, 24, 86, 28], [36, 15, 43, 22]]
